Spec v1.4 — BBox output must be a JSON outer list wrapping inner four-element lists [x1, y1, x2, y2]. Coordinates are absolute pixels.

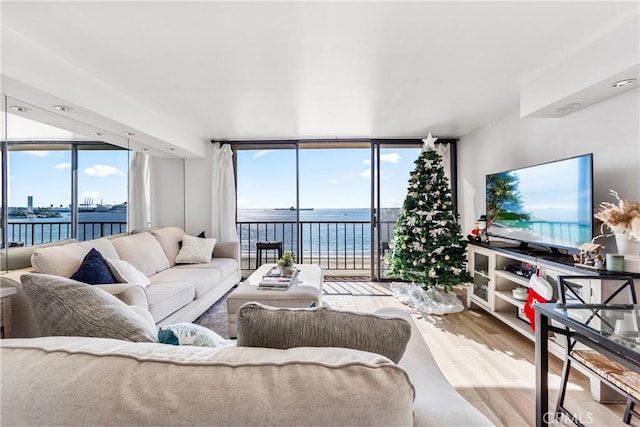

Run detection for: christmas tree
[[385, 136, 472, 290]]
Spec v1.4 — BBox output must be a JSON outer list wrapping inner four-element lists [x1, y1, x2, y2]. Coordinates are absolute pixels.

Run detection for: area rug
[[194, 289, 358, 339]]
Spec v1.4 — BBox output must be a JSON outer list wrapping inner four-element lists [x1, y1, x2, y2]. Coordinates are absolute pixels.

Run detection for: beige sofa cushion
[[145, 282, 196, 322], [237, 302, 412, 363], [150, 226, 185, 266], [21, 273, 157, 342], [174, 258, 238, 278], [150, 268, 220, 299], [110, 232, 170, 277], [31, 238, 119, 278], [1, 336, 414, 427], [1, 238, 78, 271]]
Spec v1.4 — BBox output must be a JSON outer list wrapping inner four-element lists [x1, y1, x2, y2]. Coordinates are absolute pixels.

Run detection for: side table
[[1, 287, 17, 338]]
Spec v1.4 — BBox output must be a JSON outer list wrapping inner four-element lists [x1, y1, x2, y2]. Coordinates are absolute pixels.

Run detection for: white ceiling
[[1, 1, 639, 157]]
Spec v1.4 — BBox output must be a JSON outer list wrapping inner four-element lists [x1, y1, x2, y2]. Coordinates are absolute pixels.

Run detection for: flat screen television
[[486, 153, 593, 253]]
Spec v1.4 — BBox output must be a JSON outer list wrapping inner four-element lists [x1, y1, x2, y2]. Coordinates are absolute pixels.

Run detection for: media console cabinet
[[466, 241, 640, 402]]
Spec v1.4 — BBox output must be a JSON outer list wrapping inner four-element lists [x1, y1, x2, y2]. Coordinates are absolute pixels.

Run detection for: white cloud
[[381, 152, 401, 163], [359, 169, 371, 178], [26, 151, 50, 158], [253, 150, 272, 159], [329, 178, 338, 184], [55, 162, 71, 169], [358, 169, 384, 178], [84, 164, 124, 177], [237, 197, 249, 205], [363, 159, 371, 165]]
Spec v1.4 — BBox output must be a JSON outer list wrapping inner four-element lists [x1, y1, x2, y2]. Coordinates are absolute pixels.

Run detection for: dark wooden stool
[[255, 240, 283, 268]]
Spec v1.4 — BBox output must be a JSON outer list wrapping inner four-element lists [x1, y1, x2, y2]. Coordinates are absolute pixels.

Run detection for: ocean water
[[237, 208, 398, 257], [492, 220, 592, 248], [7, 208, 400, 257], [237, 208, 372, 222], [7, 211, 127, 246]]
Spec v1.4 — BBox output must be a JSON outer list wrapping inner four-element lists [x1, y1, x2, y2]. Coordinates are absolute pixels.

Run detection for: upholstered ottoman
[[226, 263, 323, 338]]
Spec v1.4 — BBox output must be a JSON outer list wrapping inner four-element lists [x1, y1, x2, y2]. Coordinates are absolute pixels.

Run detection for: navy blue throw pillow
[[70, 248, 116, 285]]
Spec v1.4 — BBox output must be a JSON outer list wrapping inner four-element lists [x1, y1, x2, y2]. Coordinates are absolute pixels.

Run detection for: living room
[[1, 1, 639, 426]]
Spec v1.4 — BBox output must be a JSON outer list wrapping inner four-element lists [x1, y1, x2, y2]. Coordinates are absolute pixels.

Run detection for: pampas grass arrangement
[[595, 190, 640, 241]]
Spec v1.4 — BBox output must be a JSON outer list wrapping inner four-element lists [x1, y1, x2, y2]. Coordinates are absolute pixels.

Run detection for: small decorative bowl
[[512, 287, 529, 301]]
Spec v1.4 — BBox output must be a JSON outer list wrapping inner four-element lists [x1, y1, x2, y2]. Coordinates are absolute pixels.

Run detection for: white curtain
[[128, 152, 151, 231], [211, 143, 238, 241], [436, 142, 452, 187]]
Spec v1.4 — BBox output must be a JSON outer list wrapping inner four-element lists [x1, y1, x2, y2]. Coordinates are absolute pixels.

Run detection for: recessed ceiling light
[[53, 105, 73, 112], [555, 103, 582, 113], [123, 131, 135, 136], [10, 106, 31, 113], [612, 79, 637, 88], [92, 132, 104, 136]]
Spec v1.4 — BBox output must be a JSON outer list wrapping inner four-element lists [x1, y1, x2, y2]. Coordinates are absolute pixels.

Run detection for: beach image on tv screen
[[486, 155, 592, 249]]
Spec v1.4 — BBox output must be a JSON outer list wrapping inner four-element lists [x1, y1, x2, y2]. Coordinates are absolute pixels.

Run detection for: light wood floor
[[337, 282, 636, 427]]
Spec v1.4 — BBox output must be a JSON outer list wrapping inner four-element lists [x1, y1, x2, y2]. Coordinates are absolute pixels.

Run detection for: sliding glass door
[[372, 143, 422, 280], [298, 143, 371, 274], [234, 140, 428, 278], [235, 144, 298, 270]]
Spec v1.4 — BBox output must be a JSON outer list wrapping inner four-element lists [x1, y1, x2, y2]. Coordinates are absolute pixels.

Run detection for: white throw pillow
[[175, 235, 216, 264], [106, 258, 151, 288]]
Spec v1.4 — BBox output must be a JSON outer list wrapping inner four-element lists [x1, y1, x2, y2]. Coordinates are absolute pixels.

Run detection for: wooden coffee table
[[226, 263, 323, 338]]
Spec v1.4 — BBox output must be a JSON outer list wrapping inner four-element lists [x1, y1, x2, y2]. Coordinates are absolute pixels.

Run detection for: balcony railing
[[7, 221, 127, 247], [6, 220, 398, 272], [237, 220, 397, 270]]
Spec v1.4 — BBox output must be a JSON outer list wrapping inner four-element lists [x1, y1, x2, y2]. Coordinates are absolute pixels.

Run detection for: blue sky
[[8, 150, 129, 208], [510, 156, 591, 222], [236, 147, 421, 209], [8, 146, 423, 210]]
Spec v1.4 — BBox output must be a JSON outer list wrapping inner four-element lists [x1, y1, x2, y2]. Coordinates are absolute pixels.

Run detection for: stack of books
[[259, 267, 299, 290]]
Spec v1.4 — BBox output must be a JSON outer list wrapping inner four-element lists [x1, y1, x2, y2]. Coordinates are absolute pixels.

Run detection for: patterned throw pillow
[[236, 302, 411, 363], [158, 323, 233, 348], [106, 258, 151, 288], [69, 248, 115, 284], [175, 235, 217, 264], [21, 273, 157, 342]]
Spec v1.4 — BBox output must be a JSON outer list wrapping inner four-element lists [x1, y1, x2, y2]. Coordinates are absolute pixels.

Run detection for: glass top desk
[[535, 303, 640, 426]]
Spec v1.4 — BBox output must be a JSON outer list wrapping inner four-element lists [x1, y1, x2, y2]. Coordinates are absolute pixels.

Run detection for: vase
[[615, 233, 640, 256], [280, 266, 294, 277]]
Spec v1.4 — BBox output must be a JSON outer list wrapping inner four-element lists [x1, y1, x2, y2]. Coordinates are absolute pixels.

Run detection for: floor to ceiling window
[[375, 144, 423, 279], [235, 144, 298, 269], [7, 144, 72, 245], [233, 140, 442, 279], [1, 98, 130, 258], [298, 143, 372, 272], [77, 147, 129, 240]]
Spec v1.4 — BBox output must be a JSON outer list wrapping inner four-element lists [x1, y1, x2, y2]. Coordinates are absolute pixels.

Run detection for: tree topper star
[[421, 133, 438, 152]]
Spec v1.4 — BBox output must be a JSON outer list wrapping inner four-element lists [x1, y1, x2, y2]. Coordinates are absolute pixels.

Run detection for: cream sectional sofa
[[0, 307, 493, 426], [0, 227, 241, 337]]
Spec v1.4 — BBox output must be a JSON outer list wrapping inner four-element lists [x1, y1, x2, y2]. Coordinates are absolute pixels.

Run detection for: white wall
[[458, 88, 639, 236], [150, 158, 186, 229], [183, 144, 214, 236], [150, 144, 216, 236]]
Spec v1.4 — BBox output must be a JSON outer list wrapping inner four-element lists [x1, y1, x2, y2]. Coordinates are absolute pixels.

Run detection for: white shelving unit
[[466, 241, 640, 402], [467, 244, 547, 342]]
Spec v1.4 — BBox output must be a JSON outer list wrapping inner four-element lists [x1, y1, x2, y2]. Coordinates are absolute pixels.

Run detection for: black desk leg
[[536, 309, 549, 427]]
